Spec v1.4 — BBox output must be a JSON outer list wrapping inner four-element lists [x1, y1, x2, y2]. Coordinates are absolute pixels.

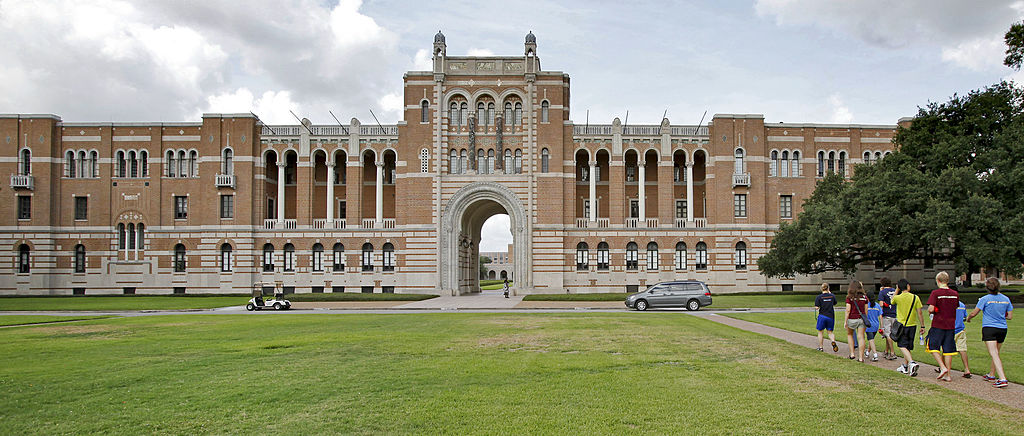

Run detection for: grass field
[[0, 315, 111, 327], [1, 313, 1022, 434], [0, 296, 245, 311], [726, 311, 1022, 383], [480, 281, 512, 291]]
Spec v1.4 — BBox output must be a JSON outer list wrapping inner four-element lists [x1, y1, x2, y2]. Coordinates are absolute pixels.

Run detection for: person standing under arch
[[502, 278, 510, 298]]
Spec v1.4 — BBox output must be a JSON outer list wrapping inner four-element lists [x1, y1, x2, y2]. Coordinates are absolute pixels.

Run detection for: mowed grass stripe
[[0, 315, 112, 327], [0, 314, 1021, 435]]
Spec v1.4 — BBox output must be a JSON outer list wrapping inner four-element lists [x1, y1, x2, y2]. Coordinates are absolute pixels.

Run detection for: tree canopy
[[760, 82, 1024, 279]]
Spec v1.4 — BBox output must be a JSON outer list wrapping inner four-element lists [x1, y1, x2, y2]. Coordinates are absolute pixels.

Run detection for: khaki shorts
[[846, 318, 865, 330], [955, 330, 967, 352], [881, 316, 896, 339]]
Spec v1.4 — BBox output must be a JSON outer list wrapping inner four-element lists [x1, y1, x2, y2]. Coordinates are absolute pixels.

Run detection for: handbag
[[853, 297, 872, 329]]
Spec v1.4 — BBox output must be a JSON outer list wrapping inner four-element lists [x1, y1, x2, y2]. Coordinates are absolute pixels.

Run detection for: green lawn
[[1, 314, 1022, 434], [481, 282, 513, 291], [0, 315, 112, 327], [0, 296, 244, 311], [726, 311, 1023, 383], [285, 293, 437, 302]]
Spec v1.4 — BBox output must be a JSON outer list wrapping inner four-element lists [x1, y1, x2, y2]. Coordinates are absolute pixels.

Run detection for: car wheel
[[245, 303, 255, 311], [273, 303, 282, 310], [686, 299, 700, 311], [635, 300, 649, 311]]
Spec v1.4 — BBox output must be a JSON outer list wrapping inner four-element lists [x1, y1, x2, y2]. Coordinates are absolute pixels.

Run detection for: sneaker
[[831, 341, 838, 352], [816, 347, 824, 352], [887, 354, 898, 361], [896, 364, 908, 374], [983, 374, 997, 381], [994, 380, 1009, 388], [871, 354, 879, 362], [908, 362, 920, 377]]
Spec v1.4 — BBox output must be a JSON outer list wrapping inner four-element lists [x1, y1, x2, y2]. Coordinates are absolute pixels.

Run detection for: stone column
[[686, 162, 694, 222], [375, 161, 384, 223], [588, 161, 597, 221], [277, 162, 286, 221], [326, 162, 335, 221], [638, 162, 646, 222]]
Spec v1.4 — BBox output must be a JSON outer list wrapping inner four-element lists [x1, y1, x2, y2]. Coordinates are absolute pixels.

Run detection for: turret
[[433, 30, 446, 74]]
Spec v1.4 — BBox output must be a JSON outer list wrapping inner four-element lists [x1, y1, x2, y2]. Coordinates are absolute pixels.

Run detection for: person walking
[[814, 283, 839, 352], [891, 279, 925, 377], [878, 277, 899, 360], [926, 272, 960, 382], [865, 292, 883, 361], [502, 278, 510, 298], [844, 281, 869, 362], [954, 296, 971, 378], [967, 277, 1014, 388]]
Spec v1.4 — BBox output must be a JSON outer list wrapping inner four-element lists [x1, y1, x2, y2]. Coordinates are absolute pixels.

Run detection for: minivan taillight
[[704, 292, 711, 296]]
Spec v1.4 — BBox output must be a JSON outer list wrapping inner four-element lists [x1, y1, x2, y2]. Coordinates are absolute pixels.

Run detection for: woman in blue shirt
[[967, 278, 1014, 388]]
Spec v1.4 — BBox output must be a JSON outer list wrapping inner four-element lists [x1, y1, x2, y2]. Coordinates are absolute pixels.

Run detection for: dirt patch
[[477, 333, 550, 352], [34, 324, 131, 340]]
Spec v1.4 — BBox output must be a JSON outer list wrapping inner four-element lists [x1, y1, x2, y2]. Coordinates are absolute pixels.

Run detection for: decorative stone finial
[[434, 30, 445, 44], [525, 31, 536, 44]]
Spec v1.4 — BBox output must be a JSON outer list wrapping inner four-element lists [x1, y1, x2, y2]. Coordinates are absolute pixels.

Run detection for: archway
[[440, 182, 528, 295]]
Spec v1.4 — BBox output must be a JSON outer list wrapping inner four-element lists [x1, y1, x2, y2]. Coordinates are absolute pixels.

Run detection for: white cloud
[[199, 88, 299, 124], [479, 214, 512, 252], [467, 48, 495, 56], [413, 48, 433, 71], [378, 92, 404, 120], [941, 37, 1006, 71], [828, 94, 853, 124]]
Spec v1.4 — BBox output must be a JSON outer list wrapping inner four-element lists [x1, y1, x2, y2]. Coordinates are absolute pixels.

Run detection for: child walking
[[865, 292, 883, 361], [814, 283, 839, 352], [891, 279, 925, 377]]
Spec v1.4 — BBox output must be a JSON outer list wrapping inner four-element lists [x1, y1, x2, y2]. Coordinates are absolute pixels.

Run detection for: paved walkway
[[696, 312, 1024, 410], [395, 289, 523, 309]]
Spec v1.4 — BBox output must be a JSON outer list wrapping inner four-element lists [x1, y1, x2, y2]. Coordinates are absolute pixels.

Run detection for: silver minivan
[[624, 280, 712, 311]]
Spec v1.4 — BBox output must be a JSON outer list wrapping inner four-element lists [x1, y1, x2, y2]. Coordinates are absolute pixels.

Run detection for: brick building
[[1, 32, 938, 296]]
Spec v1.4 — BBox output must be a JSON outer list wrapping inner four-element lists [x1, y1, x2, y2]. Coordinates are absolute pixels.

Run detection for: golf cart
[[246, 282, 291, 311]]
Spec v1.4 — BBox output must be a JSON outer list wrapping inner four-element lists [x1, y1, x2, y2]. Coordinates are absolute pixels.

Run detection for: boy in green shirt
[[890, 278, 926, 377]]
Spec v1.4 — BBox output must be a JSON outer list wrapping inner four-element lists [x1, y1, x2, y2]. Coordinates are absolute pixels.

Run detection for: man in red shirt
[[927, 271, 960, 382]]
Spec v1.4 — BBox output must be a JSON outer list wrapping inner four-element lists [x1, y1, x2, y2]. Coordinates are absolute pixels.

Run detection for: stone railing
[[693, 218, 708, 228], [359, 125, 399, 136], [361, 219, 375, 229], [596, 218, 610, 228], [625, 218, 639, 228], [215, 174, 236, 188], [381, 218, 396, 229], [282, 219, 297, 229], [675, 218, 686, 228], [572, 124, 708, 137], [10, 174, 33, 190], [575, 218, 589, 228], [733, 173, 750, 187], [263, 219, 277, 229], [645, 218, 659, 228]]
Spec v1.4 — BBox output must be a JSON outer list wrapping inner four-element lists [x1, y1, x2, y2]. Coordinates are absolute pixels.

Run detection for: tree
[[760, 82, 1024, 280], [1005, 21, 1024, 70], [479, 255, 492, 280]]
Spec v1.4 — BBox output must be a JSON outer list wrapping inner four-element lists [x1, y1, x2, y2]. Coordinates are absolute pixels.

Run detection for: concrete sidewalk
[[395, 289, 523, 309], [698, 312, 1024, 411]]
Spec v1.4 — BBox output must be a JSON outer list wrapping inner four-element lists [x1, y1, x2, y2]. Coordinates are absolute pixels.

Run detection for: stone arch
[[440, 182, 529, 295]]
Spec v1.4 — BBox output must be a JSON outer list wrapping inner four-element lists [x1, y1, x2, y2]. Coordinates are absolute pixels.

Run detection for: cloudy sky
[[3, 0, 1023, 253]]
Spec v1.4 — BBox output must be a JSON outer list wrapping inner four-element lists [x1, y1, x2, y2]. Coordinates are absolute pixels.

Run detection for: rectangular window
[[780, 195, 792, 219], [173, 287, 186, 294], [74, 196, 88, 220], [734, 194, 747, 218], [312, 286, 324, 294], [220, 195, 234, 219], [626, 166, 635, 182], [383, 250, 395, 272], [123, 287, 136, 295], [221, 250, 232, 272], [382, 286, 395, 294], [332, 286, 345, 293], [626, 250, 638, 270], [174, 196, 188, 219], [313, 250, 323, 272], [675, 200, 687, 219], [597, 249, 609, 271], [361, 286, 374, 294], [17, 196, 30, 220], [629, 200, 639, 219], [583, 200, 590, 219], [338, 200, 347, 220], [73, 287, 86, 295], [781, 284, 794, 292], [283, 286, 295, 295], [647, 249, 659, 270]]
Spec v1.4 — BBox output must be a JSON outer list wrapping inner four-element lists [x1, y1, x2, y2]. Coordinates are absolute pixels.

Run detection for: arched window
[[128, 150, 138, 177], [514, 149, 522, 174], [222, 148, 233, 175], [283, 243, 295, 272], [220, 243, 232, 272], [477, 149, 485, 174], [450, 149, 459, 174], [18, 244, 30, 273], [827, 151, 836, 174], [816, 151, 825, 177], [838, 151, 847, 177], [262, 243, 275, 272], [487, 102, 495, 125], [487, 149, 495, 174], [382, 243, 395, 271], [675, 242, 687, 271], [420, 148, 429, 173], [504, 149, 513, 174], [780, 151, 789, 177], [312, 243, 324, 272], [116, 150, 126, 177], [189, 150, 198, 177], [177, 150, 187, 177], [597, 242, 609, 270], [647, 242, 659, 271], [78, 150, 87, 177], [421, 100, 429, 123], [127, 223, 136, 250], [863, 151, 872, 165], [770, 150, 778, 177], [459, 150, 467, 174], [625, 242, 638, 270], [541, 100, 550, 123], [734, 148, 744, 174], [166, 150, 176, 177], [477, 102, 486, 124], [73, 244, 86, 273], [137, 224, 145, 251], [504, 102, 513, 124], [541, 148, 550, 173], [876, 151, 883, 161], [90, 150, 98, 178], [791, 151, 800, 177], [66, 150, 76, 178], [140, 150, 148, 177], [361, 243, 374, 271], [460, 102, 468, 127], [449, 102, 459, 126], [174, 244, 187, 272], [576, 242, 589, 271], [19, 149, 31, 175], [117, 223, 126, 250], [735, 242, 748, 270], [695, 242, 708, 270], [883, 151, 891, 158], [332, 243, 345, 272], [514, 102, 523, 125]]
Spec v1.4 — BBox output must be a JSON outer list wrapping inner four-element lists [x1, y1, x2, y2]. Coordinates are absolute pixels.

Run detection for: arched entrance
[[440, 182, 528, 295]]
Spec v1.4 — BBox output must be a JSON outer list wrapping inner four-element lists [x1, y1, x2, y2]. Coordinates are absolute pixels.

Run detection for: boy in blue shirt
[[814, 283, 839, 352], [953, 298, 971, 378], [967, 278, 1014, 388], [878, 277, 899, 360], [865, 293, 883, 361]]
